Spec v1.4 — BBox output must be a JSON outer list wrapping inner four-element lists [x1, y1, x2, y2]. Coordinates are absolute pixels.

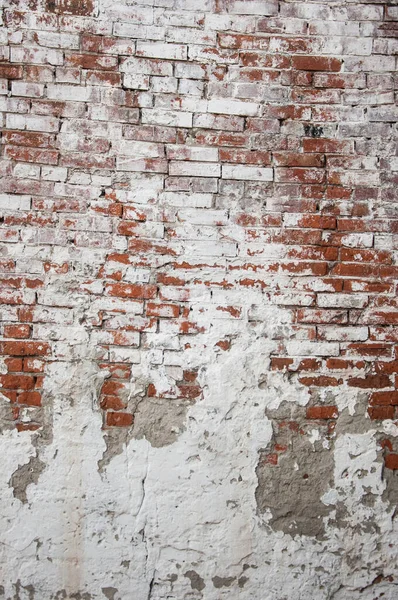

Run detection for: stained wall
[[1, 0, 398, 598]]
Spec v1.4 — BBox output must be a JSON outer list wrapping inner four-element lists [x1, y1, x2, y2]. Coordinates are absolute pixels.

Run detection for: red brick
[[105, 283, 157, 300], [261, 453, 278, 466], [16, 423, 41, 432], [275, 167, 325, 184], [369, 392, 398, 406], [5, 358, 23, 372], [219, 149, 271, 165], [146, 303, 180, 318], [292, 56, 342, 72], [300, 376, 340, 387], [4, 146, 59, 165], [100, 396, 127, 411], [306, 406, 339, 419], [4, 325, 31, 339], [0, 341, 50, 356], [385, 454, 398, 470], [2, 131, 56, 149], [60, 153, 115, 169], [106, 412, 134, 427], [271, 358, 294, 371], [0, 64, 23, 79], [101, 380, 126, 396], [65, 53, 118, 71], [215, 339, 231, 351], [297, 359, 321, 371], [273, 152, 324, 168], [0, 374, 35, 390], [303, 139, 354, 154], [18, 391, 42, 406], [45, 0, 94, 15], [375, 361, 398, 374], [240, 52, 290, 69], [177, 384, 201, 399], [368, 407, 395, 420], [98, 364, 131, 379], [348, 375, 391, 389], [24, 358, 45, 373]]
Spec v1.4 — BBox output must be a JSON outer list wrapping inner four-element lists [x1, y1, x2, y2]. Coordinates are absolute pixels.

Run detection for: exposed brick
[[369, 392, 398, 406], [368, 406, 395, 420], [292, 56, 342, 72], [0, 374, 36, 390], [3, 325, 31, 339], [105, 283, 157, 300], [300, 376, 340, 387], [385, 454, 398, 470], [106, 412, 134, 427], [306, 406, 339, 419], [45, 0, 94, 16], [0, 341, 50, 356], [0, 64, 23, 79], [18, 391, 42, 406], [348, 375, 391, 389], [0, 0, 397, 581]]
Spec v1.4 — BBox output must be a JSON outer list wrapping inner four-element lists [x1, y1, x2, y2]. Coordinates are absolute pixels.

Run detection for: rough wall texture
[[1, 0, 398, 598]]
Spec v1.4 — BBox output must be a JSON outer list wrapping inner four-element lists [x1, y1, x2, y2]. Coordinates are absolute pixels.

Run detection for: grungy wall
[[1, 0, 398, 598]]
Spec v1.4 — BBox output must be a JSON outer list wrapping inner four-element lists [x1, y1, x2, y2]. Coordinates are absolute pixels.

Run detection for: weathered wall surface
[[1, 0, 398, 597]]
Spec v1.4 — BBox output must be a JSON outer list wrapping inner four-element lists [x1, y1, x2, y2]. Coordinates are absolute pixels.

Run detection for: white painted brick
[[226, 0, 278, 15], [166, 27, 216, 46], [169, 161, 221, 177], [47, 84, 100, 102], [151, 76, 178, 93], [10, 46, 63, 66], [108, 347, 141, 363], [174, 0, 213, 10], [166, 145, 218, 162], [11, 82, 45, 98], [136, 42, 187, 60], [339, 233, 374, 248], [113, 23, 165, 40], [116, 157, 168, 173], [121, 57, 173, 76], [193, 113, 244, 131], [183, 240, 237, 257], [112, 140, 164, 158], [318, 294, 369, 309], [124, 73, 150, 90], [345, 56, 395, 72], [222, 165, 273, 181], [174, 62, 207, 80], [285, 342, 340, 357], [317, 326, 369, 342], [5, 114, 59, 132], [155, 94, 208, 113], [208, 98, 259, 116], [159, 192, 213, 208], [177, 209, 229, 225], [273, 294, 315, 307], [204, 13, 256, 33], [13, 164, 40, 179], [41, 166, 68, 182], [178, 79, 204, 96], [142, 109, 193, 127], [105, 5, 154, 25], [34, 31, 80, 49], [0, 194, 31, 210]]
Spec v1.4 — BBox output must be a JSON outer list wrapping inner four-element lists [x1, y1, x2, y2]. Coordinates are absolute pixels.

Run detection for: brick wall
[[1, 0, 398, 598]]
